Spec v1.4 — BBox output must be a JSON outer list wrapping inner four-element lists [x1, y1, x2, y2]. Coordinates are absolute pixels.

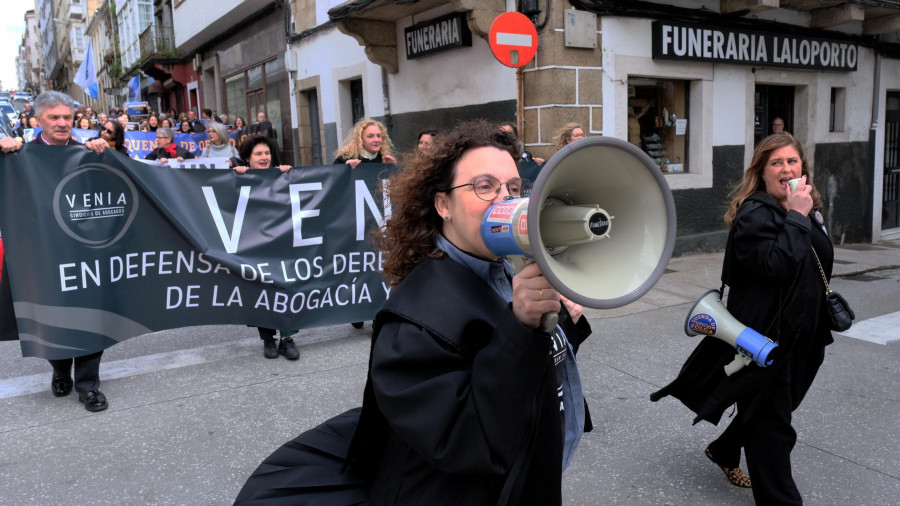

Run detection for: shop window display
[[628, 79, 690, 173]]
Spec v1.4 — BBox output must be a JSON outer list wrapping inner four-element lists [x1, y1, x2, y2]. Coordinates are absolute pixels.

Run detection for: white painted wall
[[600, 16, 877, 191], [390, 6, 517, 115], [291, 25, 385, 140], [173, 0, 270, 52]]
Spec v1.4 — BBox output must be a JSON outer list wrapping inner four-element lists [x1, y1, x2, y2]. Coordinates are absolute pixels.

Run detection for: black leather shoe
[[51, 374, 73, 397], [351, 321, 364, 329], [78, 390, 108, 412]]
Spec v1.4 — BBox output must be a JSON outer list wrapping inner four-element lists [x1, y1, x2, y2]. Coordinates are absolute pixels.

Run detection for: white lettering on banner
[[58, 250, 232, 291], [253, 280, 373, 313], [332, 252, 382, 274], [355, 180, 385, 241], [289, 182, 323, 246], [211, 285, 243, 307], [203, 185, 251, 254]]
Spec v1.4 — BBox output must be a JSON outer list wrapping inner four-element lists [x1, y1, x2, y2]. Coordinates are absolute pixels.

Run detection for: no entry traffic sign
[[489, 12, 538, 68]]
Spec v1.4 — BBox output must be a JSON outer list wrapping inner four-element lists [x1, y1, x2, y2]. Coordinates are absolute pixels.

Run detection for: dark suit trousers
[[49, 351, 103, 393], [710, 375, 802, 505]]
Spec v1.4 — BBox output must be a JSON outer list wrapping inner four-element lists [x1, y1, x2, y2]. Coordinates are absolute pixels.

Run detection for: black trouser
[[256, 328, 296, 340], [709, 376, 802, 505], [48, 350, 103, 393]]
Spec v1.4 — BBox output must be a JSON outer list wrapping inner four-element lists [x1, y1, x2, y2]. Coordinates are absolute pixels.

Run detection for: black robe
[[235, 254, 591, 505], [651, 192, 834, 424]]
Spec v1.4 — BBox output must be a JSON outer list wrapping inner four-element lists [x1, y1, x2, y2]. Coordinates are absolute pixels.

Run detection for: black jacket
[[348, 254, 591, 505], [145, 145, 195, 161], [651, 192, 834, 424], [333, 153, 386, 165]]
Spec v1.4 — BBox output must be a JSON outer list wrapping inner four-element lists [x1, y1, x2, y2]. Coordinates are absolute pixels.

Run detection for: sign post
[[489, 12, 539, 68]]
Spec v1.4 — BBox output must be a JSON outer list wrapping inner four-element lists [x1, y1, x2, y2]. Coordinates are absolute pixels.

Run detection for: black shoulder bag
[[811, 248, 855, 332]]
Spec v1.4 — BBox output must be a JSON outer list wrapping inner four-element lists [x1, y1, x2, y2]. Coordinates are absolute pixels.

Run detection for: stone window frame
[[605, 54, 713, 191]]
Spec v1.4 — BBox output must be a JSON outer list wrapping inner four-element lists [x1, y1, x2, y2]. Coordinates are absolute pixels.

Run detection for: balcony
[[139, 24, 178, 61], [68, 2, 84, 21]]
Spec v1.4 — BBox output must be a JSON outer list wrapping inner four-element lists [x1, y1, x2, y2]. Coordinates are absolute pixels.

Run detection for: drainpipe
[[517, 66, 524, 138]]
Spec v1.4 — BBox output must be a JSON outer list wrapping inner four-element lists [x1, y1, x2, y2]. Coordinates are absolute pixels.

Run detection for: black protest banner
[[0, 145, 393, 359]]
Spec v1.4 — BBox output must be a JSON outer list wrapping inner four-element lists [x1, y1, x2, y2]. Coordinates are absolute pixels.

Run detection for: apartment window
[[830, 87, 846, 133], [628, 78, 690, 173], [223, 58, 284, 139]]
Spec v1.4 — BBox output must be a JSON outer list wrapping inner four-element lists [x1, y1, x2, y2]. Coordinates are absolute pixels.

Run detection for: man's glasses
[[443, 176, 531, 201], [101, 127, 114, 135]]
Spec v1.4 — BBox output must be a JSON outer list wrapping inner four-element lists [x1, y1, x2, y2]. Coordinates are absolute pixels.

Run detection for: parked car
[[0, 101, 17, 127]]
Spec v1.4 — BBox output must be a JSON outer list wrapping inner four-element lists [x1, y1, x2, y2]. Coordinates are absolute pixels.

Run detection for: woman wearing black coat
[[651, 134, 835, 505], [236, 121, 592, 505]]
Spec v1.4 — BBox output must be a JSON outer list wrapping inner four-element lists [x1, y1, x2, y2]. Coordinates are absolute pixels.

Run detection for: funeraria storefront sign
[[404, 12, 472, 60], [652, 20, 858, 71]]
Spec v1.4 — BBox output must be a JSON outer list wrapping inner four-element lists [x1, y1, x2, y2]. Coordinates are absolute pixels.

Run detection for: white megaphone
[[480, 136, 677, 329], [685, 289, 778, 376]]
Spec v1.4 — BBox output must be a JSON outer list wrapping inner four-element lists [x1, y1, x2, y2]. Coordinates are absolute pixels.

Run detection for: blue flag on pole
[[128, 75, 141, 102], [73, 39, 99, 99]]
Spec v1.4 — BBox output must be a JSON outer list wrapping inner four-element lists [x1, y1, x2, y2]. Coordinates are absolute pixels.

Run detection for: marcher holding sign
[[334, 118, 396, 330], [202, 123, 239, 165], [0, 91, 112, 412], [90, 119, 128, 156], [232, 135, 298, 359], [333, 118, 396, 169], [146, 127, 195, 163]]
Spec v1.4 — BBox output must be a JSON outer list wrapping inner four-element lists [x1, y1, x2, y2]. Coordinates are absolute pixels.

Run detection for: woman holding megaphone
[[235, 121, 592, 505], [651, 133, 835, 505]]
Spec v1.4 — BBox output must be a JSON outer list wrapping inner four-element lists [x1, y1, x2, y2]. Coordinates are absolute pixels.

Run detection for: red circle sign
[[489, 12, 538, 68]]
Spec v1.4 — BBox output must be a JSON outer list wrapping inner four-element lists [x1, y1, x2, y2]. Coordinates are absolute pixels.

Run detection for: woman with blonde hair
[[553, 122, 586, 150], [333, 118, 396, 169]]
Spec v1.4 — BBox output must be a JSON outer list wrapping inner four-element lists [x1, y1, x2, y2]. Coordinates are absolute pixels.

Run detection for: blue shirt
[[434, 234, 585, 470]]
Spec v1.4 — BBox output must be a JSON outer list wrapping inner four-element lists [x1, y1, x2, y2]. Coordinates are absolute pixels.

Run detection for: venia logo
[[52, 163, 139, 248]]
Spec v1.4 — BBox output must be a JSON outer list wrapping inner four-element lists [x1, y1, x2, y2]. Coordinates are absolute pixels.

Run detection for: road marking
[[496, 32, 533, 46], [836, 311, 900, 345], [0, 337, 258, 400]]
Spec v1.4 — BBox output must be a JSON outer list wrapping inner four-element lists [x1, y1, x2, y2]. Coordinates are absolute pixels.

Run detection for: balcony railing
[[138, 24, 178, 61]]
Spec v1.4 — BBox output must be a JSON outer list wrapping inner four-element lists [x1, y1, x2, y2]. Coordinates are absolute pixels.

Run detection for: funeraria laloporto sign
[[652, 20, 858, 71], [405, 12, 472, 60]]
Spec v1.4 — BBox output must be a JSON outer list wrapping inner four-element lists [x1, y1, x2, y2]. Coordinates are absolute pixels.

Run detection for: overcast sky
[[0, 4, 34, 91]]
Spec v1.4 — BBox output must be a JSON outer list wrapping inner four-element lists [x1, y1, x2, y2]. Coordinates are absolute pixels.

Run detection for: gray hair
[[207, 122, 229, 145], [156, 127, 175, 141], [34, 91, 75, 117]]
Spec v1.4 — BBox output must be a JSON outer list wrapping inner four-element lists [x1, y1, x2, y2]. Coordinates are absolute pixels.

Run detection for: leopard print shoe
[[705, 447, 752, 488]]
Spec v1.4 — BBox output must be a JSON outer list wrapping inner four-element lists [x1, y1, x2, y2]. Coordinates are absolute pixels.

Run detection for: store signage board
[[652, 20, 858, 71], [405, 12, 472, 60], [489, 12, 538, 68]]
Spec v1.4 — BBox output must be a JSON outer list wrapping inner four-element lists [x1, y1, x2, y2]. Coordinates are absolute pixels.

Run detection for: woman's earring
[[443, 215, 450, 221]]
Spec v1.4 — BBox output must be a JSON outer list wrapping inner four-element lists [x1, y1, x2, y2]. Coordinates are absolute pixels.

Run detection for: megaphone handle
[[723, 353, 752, 376], [508, 255, 559, 334], [539, 312, 558, 333]]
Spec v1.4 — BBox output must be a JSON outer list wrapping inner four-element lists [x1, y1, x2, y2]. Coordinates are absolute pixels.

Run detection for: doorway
[[248, 89, 265, 122], [882, 92, 900, 230], [754, 84, 795, 145]]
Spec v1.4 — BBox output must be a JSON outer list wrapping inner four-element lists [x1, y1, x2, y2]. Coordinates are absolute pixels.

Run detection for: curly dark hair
[[376, 120, 521, 286], [238, 135, 279, 165]]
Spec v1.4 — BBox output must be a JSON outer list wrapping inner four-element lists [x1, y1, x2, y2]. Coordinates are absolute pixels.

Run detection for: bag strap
[[810, 248, 832, 295]]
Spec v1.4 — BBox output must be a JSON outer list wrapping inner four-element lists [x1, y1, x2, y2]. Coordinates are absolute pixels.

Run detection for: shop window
[[224, 73, 246, 124], [628, 78, 690, 173], [830, 87, 846, 133]]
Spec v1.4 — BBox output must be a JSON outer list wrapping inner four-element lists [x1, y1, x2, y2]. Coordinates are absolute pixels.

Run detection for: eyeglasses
[[570, 132, 586, 139], [101, 127, 114, 135], [442, 176, 531, 201]]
